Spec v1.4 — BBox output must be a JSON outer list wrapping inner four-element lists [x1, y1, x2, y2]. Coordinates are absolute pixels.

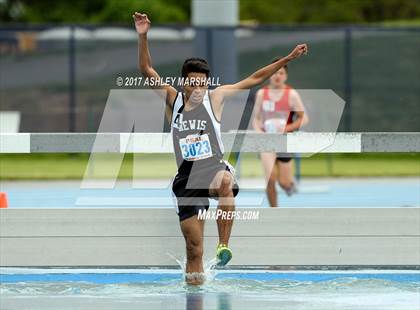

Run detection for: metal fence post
[[344, 27, 352, 132], [68, 25, 76, 132]]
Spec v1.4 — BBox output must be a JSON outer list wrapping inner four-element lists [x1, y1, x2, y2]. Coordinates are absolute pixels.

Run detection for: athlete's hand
[[133, 12, 151, 34], [287, 44, 308, 60]]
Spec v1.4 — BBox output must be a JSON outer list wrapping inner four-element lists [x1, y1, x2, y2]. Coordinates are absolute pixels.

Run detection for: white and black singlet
[[171, 90, 224, 173], [170, 90, 239, 221]]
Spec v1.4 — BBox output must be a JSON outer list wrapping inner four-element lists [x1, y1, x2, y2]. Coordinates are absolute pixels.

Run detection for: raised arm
[[213, 44, 308, 101], [133, 12, 177, 104]]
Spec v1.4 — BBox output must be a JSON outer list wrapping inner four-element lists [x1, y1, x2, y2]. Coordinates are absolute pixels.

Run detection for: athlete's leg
[[276, 159, 296, 195], [180, 215, 205, 285], [209, 170, 235, 246], [261, 152, 278, 208]]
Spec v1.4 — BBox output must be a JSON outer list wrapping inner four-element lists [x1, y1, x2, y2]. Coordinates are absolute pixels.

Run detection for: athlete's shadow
[[186, 292, 231, 310]]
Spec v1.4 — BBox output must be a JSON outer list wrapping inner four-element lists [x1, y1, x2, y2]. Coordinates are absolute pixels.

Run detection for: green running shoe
[[216, 244, 232, 266]]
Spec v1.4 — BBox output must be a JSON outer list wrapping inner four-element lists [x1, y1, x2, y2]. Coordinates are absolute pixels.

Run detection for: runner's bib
[[262, 100, 275, 112], [179, 133, 213, 161], [264, 118, 287, 133]]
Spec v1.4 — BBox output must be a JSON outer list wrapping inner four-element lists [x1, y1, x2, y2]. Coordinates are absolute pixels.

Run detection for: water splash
[[203, 257, 219, 282], [166, 253, 219, 284], [166, 252, 185, 273]]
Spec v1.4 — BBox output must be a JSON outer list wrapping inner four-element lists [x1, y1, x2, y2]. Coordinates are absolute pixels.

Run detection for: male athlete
[[133, 12, 308, 285], [252, 62, 308, 207]]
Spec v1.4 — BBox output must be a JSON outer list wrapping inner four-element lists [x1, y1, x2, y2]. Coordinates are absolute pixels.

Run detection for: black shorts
[[276, 153, 294, 163], [172, 160, 239, 222]]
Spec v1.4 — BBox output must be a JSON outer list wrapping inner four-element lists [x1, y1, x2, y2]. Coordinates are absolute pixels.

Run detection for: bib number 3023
[[179, 134, 213, 161]]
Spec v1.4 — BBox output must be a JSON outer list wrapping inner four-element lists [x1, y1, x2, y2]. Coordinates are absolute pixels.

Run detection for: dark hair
[[181, 58, 210, 78], [271, 57, 288, 73]]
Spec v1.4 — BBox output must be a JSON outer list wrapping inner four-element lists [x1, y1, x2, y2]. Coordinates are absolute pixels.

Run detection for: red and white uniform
[[260, 85, 295, 133]]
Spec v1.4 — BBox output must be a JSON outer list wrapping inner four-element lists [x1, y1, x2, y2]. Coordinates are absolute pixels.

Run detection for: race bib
[[262, 100, 275, 112], [179, 133, 213, 161], [264, 118, 287, 133]]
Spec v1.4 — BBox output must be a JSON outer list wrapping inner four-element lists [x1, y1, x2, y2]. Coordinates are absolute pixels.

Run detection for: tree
[[0, 0, 190, 24], [1, 0, 419, 24]]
